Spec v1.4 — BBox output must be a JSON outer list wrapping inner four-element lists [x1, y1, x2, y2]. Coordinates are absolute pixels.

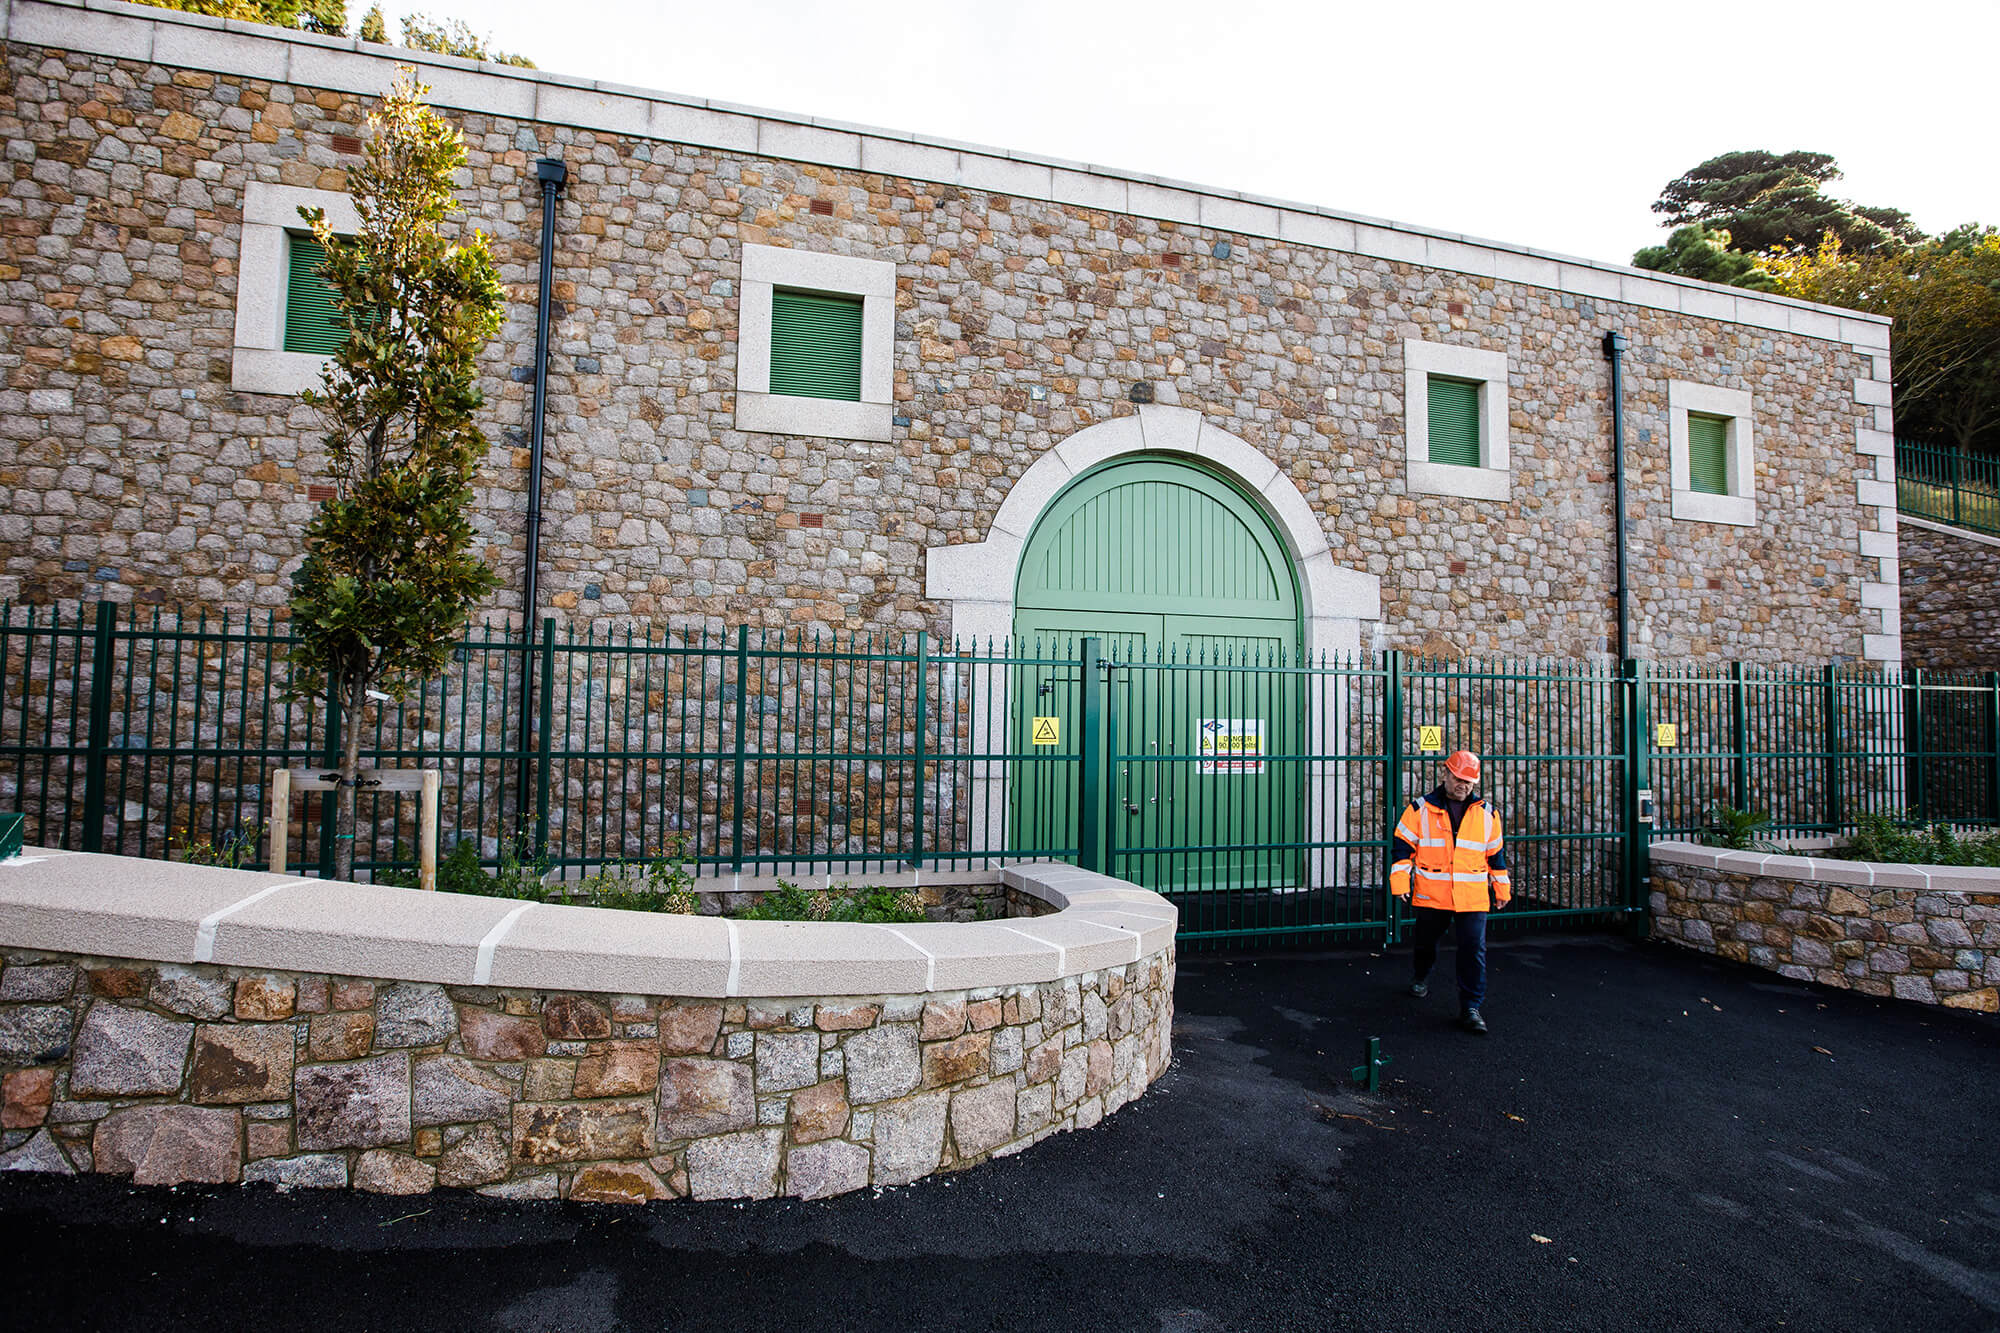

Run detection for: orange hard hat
[[1444, 750, 1481, 782]]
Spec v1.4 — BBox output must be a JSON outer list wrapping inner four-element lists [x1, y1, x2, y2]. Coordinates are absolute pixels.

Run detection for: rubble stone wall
[[1898, 518, 2000, 673], [0, 0, 1900, 666], [0, 946, 1173, 1199], [1649, 842, 2000, 1012]]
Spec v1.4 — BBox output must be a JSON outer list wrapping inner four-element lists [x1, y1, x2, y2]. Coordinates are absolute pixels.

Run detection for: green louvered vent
[[1688, 412, 1730, 495], [1427, 375, 1482, 467], [283, 234, 346, 356], [769, 290, 863, 401]]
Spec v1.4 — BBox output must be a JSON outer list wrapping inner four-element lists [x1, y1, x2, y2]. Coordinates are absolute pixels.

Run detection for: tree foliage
[[398, 12, 536, 67], [128, 0, 347, 34], [288, 71, 505, 880], [1644, 149, 1921, 258], [358, 3, 387, 42], [1630, 224, 1777, 291], [1764, 231, 2000, 452]]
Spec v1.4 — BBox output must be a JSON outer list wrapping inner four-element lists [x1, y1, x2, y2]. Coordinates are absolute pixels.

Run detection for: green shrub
[[170, 817, 263, 869], [738, 881, 926, 924], [1700, 804, 1779, 852], [1837, 813, 2000, 866], [367, 834, 931, 920]]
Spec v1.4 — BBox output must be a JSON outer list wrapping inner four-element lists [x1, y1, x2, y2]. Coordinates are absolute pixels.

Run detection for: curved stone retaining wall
[[1649, 841, 2000, 1011], [0, 852, 1175, 1200]]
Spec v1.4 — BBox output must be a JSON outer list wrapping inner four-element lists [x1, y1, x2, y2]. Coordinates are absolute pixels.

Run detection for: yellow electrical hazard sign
[[1031, 716, 1061, 746], [1656, 724, 1679, 748], [1418, 726, 1443, 753]]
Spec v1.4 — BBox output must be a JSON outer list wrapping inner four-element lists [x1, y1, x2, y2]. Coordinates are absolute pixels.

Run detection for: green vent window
[[1688, 412, 1730, 495], [283, 234, 346, 356], [1427, 375, 1482, 467], [769, 290, 863, 401]]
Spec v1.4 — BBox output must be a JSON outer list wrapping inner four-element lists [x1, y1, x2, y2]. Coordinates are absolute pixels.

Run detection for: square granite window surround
[[1667, 380, 1757, 527], [231, 182, 362, 396], [734, 243, 896, 442], [1402, 338, 1511, 502]]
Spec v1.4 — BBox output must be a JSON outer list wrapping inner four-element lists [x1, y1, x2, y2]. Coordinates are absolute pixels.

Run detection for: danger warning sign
[[1197, 718, 1264, 775], [1031, 716, 1061, 746]]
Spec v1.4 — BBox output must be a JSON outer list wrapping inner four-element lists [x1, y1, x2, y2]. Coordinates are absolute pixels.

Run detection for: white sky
[[380, 0, 1993, 266]]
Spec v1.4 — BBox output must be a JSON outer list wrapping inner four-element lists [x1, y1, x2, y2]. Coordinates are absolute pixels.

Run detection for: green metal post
[[535, 618, 555, 860], [1383, 649, 1403, 946], [1823, 665, 1844, 833], [1623, 658, 1651, 935], [1350, 1036, 1391, 1093], [1909, 667, 1927, 821], [1729, 660, 1750, 812], [730, 624, 750, 871], [1952, 447, 1963, 527], [79, 600, 116, 854], [1076, 636, 1103, 873], [909, 631, 928, 868], [1986, 671, 2000, 823], [318, 679, 342, 881]]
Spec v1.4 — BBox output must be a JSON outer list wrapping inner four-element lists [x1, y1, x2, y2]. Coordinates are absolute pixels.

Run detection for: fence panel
[[5, 603, 1998, 947], [1897, 438, 2000, 537]]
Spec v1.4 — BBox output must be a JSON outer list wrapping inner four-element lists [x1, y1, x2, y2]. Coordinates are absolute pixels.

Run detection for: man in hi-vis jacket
[[1390, 750, 1510, 1034]]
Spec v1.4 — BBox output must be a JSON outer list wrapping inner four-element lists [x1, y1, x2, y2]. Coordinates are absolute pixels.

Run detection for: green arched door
[[1011, 458, 1303, 890]]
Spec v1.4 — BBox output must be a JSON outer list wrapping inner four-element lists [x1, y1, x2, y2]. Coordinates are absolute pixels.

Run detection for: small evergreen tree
[[128, 0, 348, 35], [1631, 224, 1777, 291], [400, 12, 536, 67], [289, 71, 504, 881]]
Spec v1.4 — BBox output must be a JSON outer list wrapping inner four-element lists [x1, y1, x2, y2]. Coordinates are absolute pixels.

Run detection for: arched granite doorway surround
[[924, 406, 1380, 877], [925, 406, 1379, 650]]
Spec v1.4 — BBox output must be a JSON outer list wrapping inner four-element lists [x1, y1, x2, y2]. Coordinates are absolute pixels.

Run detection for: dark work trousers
[[1411, 906, 1489, 1010]]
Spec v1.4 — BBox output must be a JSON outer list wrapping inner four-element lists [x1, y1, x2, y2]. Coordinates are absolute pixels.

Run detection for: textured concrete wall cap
[[0, 849, 290, 960], [0, 851, 1177, 998], [208, 880, 528, 982], [912, 923, 1064, 990], [485, 902, 730, 994], [730, 921, 930, 997]]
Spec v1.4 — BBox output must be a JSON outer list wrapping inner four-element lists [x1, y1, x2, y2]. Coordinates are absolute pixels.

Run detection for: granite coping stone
[[1649, 840, 2000, 894], [0, 850, 1175, 998]]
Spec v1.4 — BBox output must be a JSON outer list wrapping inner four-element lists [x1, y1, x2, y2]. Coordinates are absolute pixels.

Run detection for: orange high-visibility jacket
[[1389, 792, 1511, 912]]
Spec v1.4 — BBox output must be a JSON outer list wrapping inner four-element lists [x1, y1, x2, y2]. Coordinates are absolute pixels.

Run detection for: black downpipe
[[519, 157, 566, 829], [1602, 330, 1630, 661]]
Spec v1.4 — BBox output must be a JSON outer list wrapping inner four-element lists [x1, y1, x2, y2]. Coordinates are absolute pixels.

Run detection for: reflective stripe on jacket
[[1388, 793, 1511, 912]]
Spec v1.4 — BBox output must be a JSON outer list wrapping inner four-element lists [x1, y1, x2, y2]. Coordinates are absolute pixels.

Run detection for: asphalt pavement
[[4, 934, 1998, 1332]]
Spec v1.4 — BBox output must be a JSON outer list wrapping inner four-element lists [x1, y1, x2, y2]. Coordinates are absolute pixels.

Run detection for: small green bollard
[[1350, 1036, 1390, 1093]]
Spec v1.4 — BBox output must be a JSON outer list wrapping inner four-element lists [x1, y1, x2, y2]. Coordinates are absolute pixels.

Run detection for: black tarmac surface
[[4, 935, 1999, 1331]]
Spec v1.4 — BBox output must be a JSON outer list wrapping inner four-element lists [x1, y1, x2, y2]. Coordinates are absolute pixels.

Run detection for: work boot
[[1408, 979, 1429, 999], [1459, 1007, 1489, 1035]]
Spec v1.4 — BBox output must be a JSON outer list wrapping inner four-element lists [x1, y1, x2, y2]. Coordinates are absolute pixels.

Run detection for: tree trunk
[[333, 672, 368, 881]]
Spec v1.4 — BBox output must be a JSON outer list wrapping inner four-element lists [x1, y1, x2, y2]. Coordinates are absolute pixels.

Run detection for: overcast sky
[[381, 0, 1993, 267]]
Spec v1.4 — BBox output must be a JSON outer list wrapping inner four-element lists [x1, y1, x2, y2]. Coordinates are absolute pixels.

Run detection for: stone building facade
[[0, 0, 1902, 668], [1899, 517, 2000, 673]]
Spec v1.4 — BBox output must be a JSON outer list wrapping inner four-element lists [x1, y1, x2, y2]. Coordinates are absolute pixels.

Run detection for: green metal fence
[[1897, 438, 2000, 537], [3, 602, 1997, 948]]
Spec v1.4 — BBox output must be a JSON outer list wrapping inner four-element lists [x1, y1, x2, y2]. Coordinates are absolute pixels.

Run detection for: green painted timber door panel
[[1118, 617, 1304, 891], [1011, 458, 1303, 891], [1008, 609, 1155, 866]]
